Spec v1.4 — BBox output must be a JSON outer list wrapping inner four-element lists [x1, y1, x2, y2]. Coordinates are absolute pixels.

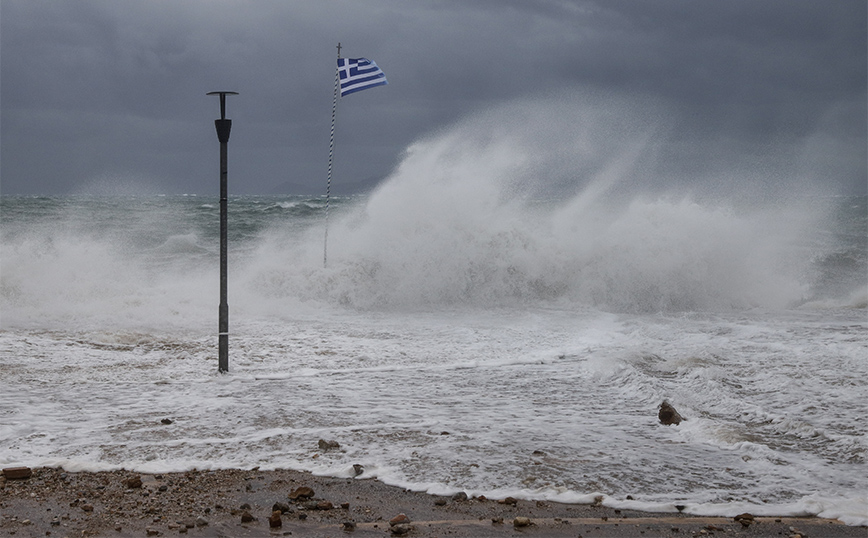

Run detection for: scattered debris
[[2, 467, 32, 479], [318, 439, 341, 450]]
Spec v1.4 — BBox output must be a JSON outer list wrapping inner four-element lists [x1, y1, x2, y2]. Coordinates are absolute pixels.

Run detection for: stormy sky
[[1, 0, 865, 196]]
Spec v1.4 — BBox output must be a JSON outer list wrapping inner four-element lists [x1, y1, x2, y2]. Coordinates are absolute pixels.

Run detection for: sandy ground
[[1, 467, 864, 537]]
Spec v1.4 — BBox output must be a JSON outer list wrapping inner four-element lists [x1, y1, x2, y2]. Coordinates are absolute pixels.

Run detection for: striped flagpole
[[324, 43, 341, 268]]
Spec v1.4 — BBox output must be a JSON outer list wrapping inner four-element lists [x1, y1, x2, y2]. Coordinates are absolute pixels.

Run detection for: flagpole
[[324, 42, 341, 268]]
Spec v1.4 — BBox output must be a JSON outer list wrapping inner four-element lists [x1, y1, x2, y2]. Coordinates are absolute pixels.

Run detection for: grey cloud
[[1, 0, 864, 195]]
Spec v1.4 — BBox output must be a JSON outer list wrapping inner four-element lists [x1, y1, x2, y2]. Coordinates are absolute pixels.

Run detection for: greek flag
[[338, 58, 388, 97]]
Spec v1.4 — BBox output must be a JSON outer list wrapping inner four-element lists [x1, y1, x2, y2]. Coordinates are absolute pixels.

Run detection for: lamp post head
[[207, 91, 239, 119]]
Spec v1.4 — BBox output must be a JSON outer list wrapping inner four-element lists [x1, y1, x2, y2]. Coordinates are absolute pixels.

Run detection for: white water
[[2, 95, 866, 525]]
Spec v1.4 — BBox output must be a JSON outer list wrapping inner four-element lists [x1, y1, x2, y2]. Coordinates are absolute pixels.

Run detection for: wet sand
[[1, 467, 863, 537]]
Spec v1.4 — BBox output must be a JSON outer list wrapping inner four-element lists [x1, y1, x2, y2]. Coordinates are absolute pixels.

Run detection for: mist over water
[[241, 95, 841, 314]]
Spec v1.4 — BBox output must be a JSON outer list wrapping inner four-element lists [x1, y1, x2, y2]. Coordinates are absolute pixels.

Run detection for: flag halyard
[[338, 58, 388, 96]]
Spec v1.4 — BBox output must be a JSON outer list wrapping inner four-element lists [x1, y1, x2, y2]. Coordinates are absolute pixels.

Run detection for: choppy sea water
[[1, 109, 866, 524]]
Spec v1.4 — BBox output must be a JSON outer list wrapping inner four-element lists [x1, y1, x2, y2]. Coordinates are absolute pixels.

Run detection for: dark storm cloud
[[1, 0, 865, 195]]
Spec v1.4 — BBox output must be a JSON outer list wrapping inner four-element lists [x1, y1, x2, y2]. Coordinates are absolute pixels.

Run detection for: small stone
[[2, 467, 32, 479], [123, 476, 143, 489], [240, 503, 252, 510], [195, 517, 208, 527], [81, 504, 94, 512], [514, 516, 532, 527], [452, 491, 468, 501], [273, 502, 291, 513], [391, 523, 412, 535], [352, 464, 364, 476], [491, 517, 504, 525], [342, 521, 357, 531], [734, 513, 754, 527], [389, 513, 411, 526], [434, 498, 447, 506], [146, 528, 159, 536], [317, 501, 334, 510], [161, 418, 173, 425], [240, 511, 255, 523], [269, 510, 282, 528], [498, 497, 518, 505], [341, 502, 350, 509], [288, 486, 315, 500]]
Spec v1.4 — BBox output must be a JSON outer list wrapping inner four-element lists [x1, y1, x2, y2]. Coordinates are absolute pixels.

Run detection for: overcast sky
[[1, 0, 865, 196]]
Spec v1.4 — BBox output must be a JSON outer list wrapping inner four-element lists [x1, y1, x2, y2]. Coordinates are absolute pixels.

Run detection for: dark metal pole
[[207, 91, 238, 373]]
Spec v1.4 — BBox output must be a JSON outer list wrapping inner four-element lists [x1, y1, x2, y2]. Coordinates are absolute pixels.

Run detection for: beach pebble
[[352, 464, 364, 476], [452, 491, 468, 501], [240, 511, 255, 523], [391, 523, 413, 535], [498, 496, 518, 505], [389, 513, 411, 526], [288, 486, 315, 500], [343, 521, 357, 531], [123, 476, 143, 489], [269, 510, 282, 528], [514, 516, 532, 527], [733, 513, 754, 527], [272, 502, 291, 513]]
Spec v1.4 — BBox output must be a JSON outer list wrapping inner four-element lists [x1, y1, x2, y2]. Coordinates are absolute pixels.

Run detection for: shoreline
[[1, 467, 863, 537]]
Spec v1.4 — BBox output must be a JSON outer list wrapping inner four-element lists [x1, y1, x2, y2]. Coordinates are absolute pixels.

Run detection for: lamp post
[[207, 91, 238, 373]]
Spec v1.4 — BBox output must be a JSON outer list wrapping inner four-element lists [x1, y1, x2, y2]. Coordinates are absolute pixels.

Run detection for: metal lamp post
[[207, 91, 238, 373]]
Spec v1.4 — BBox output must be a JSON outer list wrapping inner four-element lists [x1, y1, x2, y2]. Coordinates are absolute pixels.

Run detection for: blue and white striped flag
[[338, 58, 388, 97]]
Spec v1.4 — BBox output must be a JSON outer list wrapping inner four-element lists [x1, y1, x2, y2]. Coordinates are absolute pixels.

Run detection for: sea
[[2, 115, 867, 525]]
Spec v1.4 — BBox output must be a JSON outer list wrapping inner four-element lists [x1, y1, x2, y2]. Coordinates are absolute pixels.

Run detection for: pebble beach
[[2, 467, 864, 538]]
